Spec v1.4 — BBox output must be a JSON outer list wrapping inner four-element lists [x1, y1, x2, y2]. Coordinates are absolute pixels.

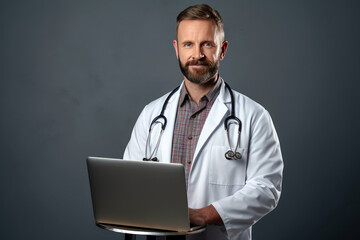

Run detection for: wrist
[[205, 204, 223, 225]]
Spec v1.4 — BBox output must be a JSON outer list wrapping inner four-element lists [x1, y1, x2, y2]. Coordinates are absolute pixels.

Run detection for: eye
[[184, 42, 192, 47], [202, 41, 215, 48]]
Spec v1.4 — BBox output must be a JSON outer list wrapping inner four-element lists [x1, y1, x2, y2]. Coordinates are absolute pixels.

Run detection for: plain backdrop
[[1, 0, 359, 239]]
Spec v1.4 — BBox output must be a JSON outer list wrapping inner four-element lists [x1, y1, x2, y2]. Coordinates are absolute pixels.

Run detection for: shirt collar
[[179, 76, 222, 107]]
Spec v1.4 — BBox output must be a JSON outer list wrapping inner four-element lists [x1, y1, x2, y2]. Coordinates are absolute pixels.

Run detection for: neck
[[184, 74, 218, 105]]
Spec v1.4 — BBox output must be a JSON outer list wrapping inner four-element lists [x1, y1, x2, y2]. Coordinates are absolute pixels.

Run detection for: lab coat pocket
[[209, 146, 247, 186]]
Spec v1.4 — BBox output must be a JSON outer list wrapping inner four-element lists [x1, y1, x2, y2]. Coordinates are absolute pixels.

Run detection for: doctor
[[124, 4, 283, 240]]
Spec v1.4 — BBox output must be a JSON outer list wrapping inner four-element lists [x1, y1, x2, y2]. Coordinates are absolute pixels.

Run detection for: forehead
[[177, 19, 218, 41]]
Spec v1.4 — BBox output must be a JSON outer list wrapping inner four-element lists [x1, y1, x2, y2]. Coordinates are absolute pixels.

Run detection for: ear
[[173, 40, 179, 59], [219, 41, 229, 61]]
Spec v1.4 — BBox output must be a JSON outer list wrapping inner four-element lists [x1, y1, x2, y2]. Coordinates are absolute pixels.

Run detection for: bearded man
[[124, 4, 283, 240]]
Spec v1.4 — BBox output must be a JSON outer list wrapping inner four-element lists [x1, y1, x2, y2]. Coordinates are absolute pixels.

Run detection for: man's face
[[173, 19, 228, 85]]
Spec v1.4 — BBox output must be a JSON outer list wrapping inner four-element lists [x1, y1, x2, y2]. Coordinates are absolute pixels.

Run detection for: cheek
[[204, 47, 221, 61], [178, 50, 188, 61], [178, 53, 188, 66], [207, 51, 220, 62]]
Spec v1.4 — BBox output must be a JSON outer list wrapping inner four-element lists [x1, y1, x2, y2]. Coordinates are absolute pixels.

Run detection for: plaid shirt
[[171, 79, 222, 186]]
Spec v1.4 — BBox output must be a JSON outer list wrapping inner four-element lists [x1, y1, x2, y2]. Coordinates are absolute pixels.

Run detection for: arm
[[208, 110, 283, 239]]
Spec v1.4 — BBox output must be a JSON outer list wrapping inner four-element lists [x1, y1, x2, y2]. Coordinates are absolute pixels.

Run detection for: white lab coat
[[123, 78, 283, 240]]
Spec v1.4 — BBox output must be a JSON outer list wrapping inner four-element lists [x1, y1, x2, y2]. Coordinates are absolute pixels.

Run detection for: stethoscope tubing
[[143, 81, 242, 161]]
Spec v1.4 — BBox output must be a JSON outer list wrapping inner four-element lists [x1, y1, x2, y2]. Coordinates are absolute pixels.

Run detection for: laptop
[[86, 157, 204, 232]]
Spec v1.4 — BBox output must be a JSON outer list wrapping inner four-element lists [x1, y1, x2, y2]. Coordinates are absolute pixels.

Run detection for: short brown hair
[[176, 4, 225, 41]]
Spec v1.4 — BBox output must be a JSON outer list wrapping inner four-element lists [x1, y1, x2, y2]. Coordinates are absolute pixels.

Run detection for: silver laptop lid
[[87, 157, 190, 232]]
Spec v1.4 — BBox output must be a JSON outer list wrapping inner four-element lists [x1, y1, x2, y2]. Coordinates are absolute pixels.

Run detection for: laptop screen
[[87, 157, 191, 232]]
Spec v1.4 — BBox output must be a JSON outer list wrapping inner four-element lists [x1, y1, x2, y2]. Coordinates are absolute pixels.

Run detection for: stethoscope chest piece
[[235, 152, 242, 160], [225, 150, 242, 160], [143, 157, 159, 162]]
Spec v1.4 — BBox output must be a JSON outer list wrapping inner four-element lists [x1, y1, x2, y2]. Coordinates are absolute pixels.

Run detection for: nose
[[192, 45, 205, 60]]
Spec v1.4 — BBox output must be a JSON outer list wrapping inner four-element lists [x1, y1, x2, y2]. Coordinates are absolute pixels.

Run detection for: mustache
[[185, 60, 211, 67]]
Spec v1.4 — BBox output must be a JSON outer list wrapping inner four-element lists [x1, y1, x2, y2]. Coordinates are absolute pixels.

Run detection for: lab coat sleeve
[[123, 105, 149, 160], [212, 109, 283, 240]]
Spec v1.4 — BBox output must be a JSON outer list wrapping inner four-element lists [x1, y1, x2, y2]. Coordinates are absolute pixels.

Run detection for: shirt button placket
[[188, 114, 195, 141]]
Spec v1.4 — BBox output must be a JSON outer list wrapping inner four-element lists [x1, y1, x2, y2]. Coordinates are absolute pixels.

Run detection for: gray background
[[1, 0, 359, 239]]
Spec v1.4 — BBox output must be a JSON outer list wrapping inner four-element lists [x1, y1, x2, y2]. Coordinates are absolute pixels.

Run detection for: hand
[[189, 204, 224, 225], [189, 208, 207, 226]]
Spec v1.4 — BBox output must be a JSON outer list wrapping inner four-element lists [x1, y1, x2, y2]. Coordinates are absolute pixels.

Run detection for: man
[[124, 4, 283, 240]]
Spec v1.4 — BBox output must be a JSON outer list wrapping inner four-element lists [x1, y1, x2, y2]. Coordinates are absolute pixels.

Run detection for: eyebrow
[[180, 40, 216, 45]]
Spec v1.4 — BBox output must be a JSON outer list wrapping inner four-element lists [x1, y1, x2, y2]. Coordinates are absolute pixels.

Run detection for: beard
[[178, 57, 219, 85]]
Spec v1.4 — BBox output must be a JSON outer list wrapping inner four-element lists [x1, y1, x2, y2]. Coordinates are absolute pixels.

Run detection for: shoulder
[[233, 91, 278, 138], [224, 88, 274, 134], [229, 88, 268, 116], [219, 78, 266, 115]]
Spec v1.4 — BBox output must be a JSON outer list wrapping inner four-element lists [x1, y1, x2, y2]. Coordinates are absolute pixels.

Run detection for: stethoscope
[[143, 81, 242, 162]]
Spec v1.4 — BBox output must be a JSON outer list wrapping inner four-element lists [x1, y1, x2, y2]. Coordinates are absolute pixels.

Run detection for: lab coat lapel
[[193, 81, 231, 162]]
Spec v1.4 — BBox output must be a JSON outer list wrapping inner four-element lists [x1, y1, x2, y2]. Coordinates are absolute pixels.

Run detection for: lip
[[189, 64, 207, 68]]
